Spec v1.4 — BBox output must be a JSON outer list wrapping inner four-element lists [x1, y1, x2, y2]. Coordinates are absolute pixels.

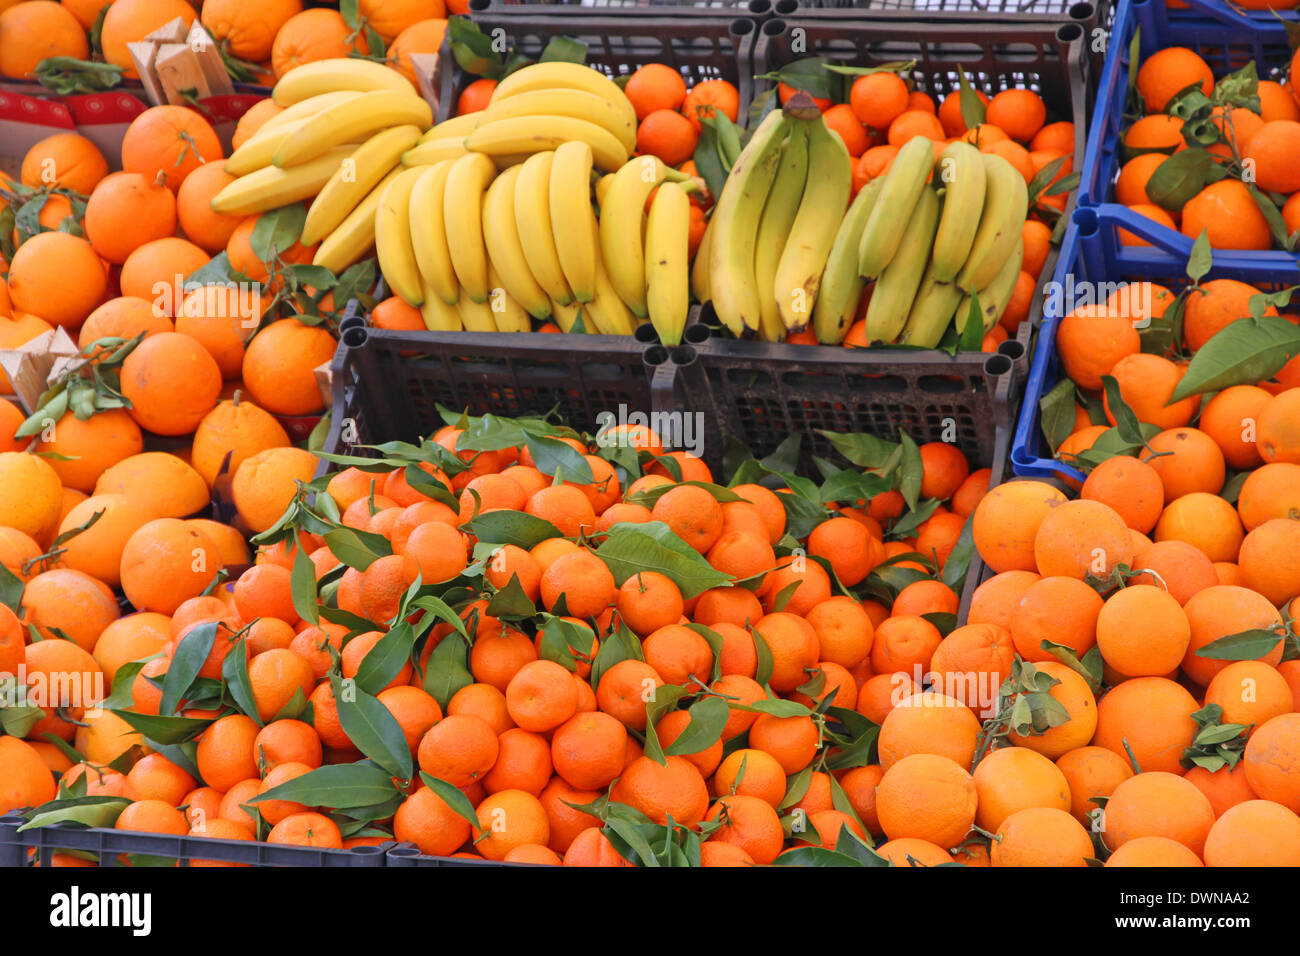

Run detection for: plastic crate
[[385, 844, 525, 866], [435, 4, 761, 122], [1077, 0, 1297, 271], [0, 813, 390, 868], [1010, 203, 1300, 486], [782, 0, 1106, 25], [321, 324, 664, 456]]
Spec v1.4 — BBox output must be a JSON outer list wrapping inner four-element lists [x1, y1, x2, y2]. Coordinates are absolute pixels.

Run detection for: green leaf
[[0, 562, 23, 615], [523, 433, 593, 484], [1144, 148, 1216, 212], [19, 796, 130, 832], [1170, 315, 1300, 402], [161, 621, 218, 716], [251, 762, 401, 809], [896, 431, 922, 511], [484, 572, 537, 620], [1039, 378, 1080, 453], [958, 292, 985, 352], [290, 531, 320, 626], [1100, 375, 1144, 445], [329, 671, 412, 780], [748, 698, 814, 719], [322, 527, 392, 571], [221, 636, 260, 725], [419, 773, 481, 829], [643, 685, 691, 764], [772, 846, 866, 867], [956, 67, 986, 130], [624, 480, 740, 509], [110, 710, 214, 745], [422, 631, 472, 710], [751, 625, 774, 688], [1186, 230, 1213, 284], [595, 523, 731, 598], [603, 813, 660, 867], [1194, 628, 1285, 661], [354, 621, 417, 696], [249, 203, 306, 263], [662, 695, 729, 757], [539, 36, 586, 65], [468, 510, 564, 548]]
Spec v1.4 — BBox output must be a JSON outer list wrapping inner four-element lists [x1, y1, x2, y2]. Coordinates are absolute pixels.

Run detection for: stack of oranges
[[0, 0, 465, 87], [1115, 44, 1300, 249]]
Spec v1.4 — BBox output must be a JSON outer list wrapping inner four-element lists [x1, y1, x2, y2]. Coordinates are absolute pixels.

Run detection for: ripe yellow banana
[[401, 138, 469, 167], [313, 167, 403, 273], [480, 88, 637, 155], [599, 156, 690, 317], [956, 152, 1029, 293], [959, 236, 1025, 336], [644, 181, 690, 346], [274, 90, 433, 168], [486, 264, 532, 333], [754, 125, 810, 342], [465, 114, 628, 172], [409, 161, 459, 306], [442, 152, 497, 303], [864, 185, 939, 343], [585, 211, 635, 335], [482, 165, 551, 320], [211, 147, 353, 215], [707, 109, 791, 335], [691, 214, 714, 304], [514, 152, 572, 306], [550, 297, 585, 333], [491, 62, 635, 129], [415, 113, 480, 144], [226, 116, 313, 176], [456, 288, 498, 332], [775, 117, 851, 334], [301, 124, 421, 246], [857, 135, 936, 279], [272, 57, 416, 106], [930, 141, 988, 283], [375, 167, 426, 307], [900, 262, 965, 348], [258, 91, 364, 135], [419, 283, 462, 331], [549, 141, 597, 303], [812, 176, 884, 344]]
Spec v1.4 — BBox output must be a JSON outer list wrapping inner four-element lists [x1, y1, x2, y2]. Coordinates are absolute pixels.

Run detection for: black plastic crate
[[0, 813, 389, 868], [436, 4, 761, 122], [784, 0, 1107, 24], [322, 324, 662, 456]]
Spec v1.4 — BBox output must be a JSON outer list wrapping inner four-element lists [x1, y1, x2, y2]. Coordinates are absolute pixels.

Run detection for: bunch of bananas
[[696, 94, 1030, 347], [209, 58, 693, 340]]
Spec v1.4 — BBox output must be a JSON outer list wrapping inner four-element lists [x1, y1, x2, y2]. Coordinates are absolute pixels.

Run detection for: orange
[[1093, 677, 1199, 775], [119, 236, 210, 313], [115, 799, 188, 836], [0, 1, 87, 79], [642, 623, 714, 687], [877, 691, 980, 771], [21, 567, 120, 654], [253, 718, 323, 770], [1243, 119, 1300, 193], [625, 62, 687, 120], [1009, 575, 1101, 663], [19, 131, 107, 194], [614, 570, 684, 637], [972, 480, 1066, 573], [79, 296, 174, 350], [550, 710, 626, 791], [1033, 498, 1133, 580], [1182, 585, 1284, 687], [1102, 770, 1215, 856], [417, 713, 498, 787], [875, 753, 976, 849], [651, 484, 723, 553], [53, 492, 156, 589], [241, 318, 337, 416], [267, 812, 342, 848], [805, 596, 873, 669], [120, 331, 222, 436], [538, 549, 615, 621], [7, 231, 105, 329], [176, 285, 261, 379], [526, 484, 595, 538], [100, 0, 196, 77], [271, 8, 364, 77], [1201, 384, 1273, 471], [1205, 660, 1293, 737], [887, 109, 944, 147], [875, 837, 952, 867], [704, 794, 784, 864], [680, 79, 740, 132], [357, 0, 444, 42], [1258, 388, 1300, 464], [973, 744, 1071, 832], [991, 807, 1093, 867], [456, 77, 496, 116], [83, 171, 178, 266], [1202, 799, 1300, 866], [1258, 79, 1300, 122], [1080, 456, 1163, 533], [1154, 492, 1244, 563], [91, 612, 170, 685], [1136, 47, 1213, 113], [119, 516, 223, 615], [1180, 179, 1272, 250], [937, 88, 990, 137], [823, 104, 869, 157], [201, 0, 302, 62], [1184, 280, 1276, 353], [247, 648, 314, 722], [747, 711, 819, 776], [1055, 304, 1141, 392], [191, 394, 290, 489], [850, 72, 909, 131], [1104, 834, 1202, 866], [760, 559, 831, 617], [176, 159, 242, 253], [611, 754, 708, 827], [1238, 517, 1300, 605], [196, 714, 259, 792], [1056, 745, 1134, 826], [1242, 713, 1300, 812], [231, 446, 318, 534], [120, 105, 222, 193], [1096, 584, 1190, 677], [751, 611, 819, 691], [636, 109, 698, 167], [505, 659, 578, 733], [1114, 152, 1167, 207], [1104, 354, 1199, 432], [985, 89, 1046, 142], [928, 623, 1014, 714]]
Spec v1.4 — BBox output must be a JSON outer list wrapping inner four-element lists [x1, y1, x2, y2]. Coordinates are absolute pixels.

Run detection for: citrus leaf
[[1170, 315, 1300, 402]]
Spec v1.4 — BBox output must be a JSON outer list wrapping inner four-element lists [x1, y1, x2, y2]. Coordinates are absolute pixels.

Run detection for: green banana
[[857, 136, 935, 280], [707, 109, 791, 335], [864, 185, 940, 343], [959, 236, 1025, 336], [929, 141, 988, 283], [812, 177, 884, 345], [754, 125, 810, 343], [956, 152, 1029, 293]]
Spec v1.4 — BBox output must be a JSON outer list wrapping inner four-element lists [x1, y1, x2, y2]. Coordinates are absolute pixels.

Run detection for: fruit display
[[1, 0, 1299, 878]]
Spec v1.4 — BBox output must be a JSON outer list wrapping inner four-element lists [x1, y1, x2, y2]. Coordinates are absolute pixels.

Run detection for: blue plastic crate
[[1011, 203, 1300, 484], [1079, 0, 1300, 272]]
